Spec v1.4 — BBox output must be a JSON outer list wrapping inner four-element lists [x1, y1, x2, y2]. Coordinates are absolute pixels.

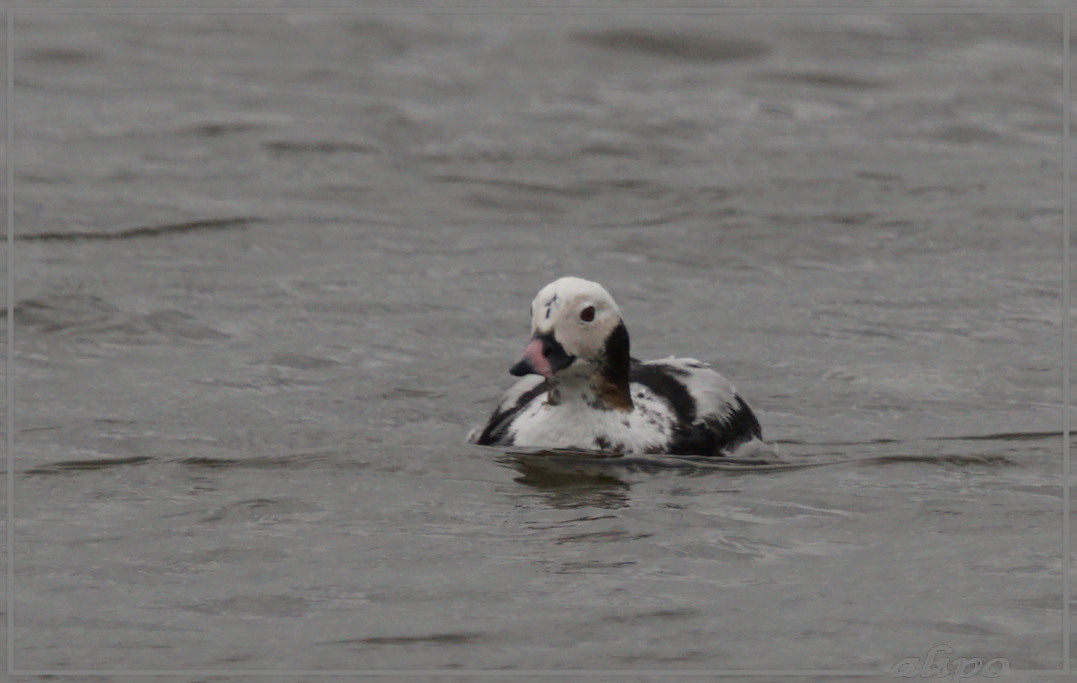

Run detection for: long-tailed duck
[[470, 277, 763, 456]]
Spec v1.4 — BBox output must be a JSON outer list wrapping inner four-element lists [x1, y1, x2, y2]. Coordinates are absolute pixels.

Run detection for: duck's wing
[[634, 357, 762, 456], [469, 375, 547, 446]]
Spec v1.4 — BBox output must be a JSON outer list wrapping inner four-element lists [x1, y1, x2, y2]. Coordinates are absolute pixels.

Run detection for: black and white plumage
[[469, 277, 764, 456]]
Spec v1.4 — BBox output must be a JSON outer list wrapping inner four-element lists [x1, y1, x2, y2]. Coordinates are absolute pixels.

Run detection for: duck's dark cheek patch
[[542, 334, 575, 373]]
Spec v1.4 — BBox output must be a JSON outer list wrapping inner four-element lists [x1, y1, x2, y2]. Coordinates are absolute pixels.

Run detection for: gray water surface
[[8, 12, 1068, 676]]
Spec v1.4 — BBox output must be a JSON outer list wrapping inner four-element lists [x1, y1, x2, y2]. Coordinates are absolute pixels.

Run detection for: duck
[[470, 276, 764, 456]]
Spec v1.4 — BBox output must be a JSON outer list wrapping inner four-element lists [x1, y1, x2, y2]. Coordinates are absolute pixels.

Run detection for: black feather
[[474, 381, 547, 446]]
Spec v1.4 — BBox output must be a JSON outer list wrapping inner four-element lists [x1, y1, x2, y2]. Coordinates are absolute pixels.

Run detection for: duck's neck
[[547, 322, 632, 411]]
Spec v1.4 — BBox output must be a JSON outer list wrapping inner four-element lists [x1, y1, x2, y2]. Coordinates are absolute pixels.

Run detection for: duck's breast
[[508, 384, 677, 453]]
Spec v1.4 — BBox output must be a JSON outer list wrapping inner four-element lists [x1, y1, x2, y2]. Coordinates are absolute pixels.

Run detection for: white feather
[[507, 383, 675, 453]]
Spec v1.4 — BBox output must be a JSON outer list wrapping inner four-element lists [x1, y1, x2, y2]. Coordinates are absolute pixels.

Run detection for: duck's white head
[[510, 277, 628, 383]]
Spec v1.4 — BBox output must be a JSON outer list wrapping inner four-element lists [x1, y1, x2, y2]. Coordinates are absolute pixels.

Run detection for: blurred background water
[[5, 10, 1070, 678]]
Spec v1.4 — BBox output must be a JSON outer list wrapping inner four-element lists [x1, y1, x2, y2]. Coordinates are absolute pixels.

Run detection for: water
[[7, 12, 1068, 677]]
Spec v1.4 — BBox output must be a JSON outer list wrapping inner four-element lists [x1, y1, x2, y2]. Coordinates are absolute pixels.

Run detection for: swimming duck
[[470, 277, 763, 456]]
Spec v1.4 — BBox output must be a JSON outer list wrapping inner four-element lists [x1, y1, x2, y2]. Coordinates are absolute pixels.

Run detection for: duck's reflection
[[503, 451, 634, 509]]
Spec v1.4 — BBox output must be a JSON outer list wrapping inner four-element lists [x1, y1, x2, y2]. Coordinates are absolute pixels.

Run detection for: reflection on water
[[513, 469, 634, 510]]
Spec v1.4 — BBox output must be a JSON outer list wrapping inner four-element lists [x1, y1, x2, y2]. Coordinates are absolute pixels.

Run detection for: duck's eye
[[579, 305, 596, 322]]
